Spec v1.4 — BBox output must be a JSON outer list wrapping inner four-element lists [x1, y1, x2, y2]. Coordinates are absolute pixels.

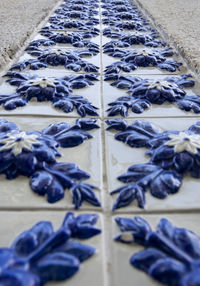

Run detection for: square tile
[[0, 210, 105, 286], [0, 116, 102, 210], [103, 74, 200, 118], [110, 213, 200, 286], [105, 117, 200, 213]]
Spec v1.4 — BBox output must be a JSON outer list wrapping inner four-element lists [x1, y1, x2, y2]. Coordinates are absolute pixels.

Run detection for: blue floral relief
[[0, 118, 101, 208], [102, 20, 153, 32], [115, 215, 200, 286], [10, 47, 99, 73], [104, 48, 182, 75], [0, 212, 101, 285], [39, 30, 99, 47], [104, 74, 200, 116], [103, 30, 165, 48], [41, 20, 99, 33], [106, 119, 200, 210], [0, 72, 99, 116], [49, 14, 99, 26]]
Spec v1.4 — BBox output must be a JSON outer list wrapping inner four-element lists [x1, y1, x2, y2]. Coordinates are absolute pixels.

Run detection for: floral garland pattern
[[0, 118, 101, 208], [115, 215, 200, 286], [0, 212, 101, 285], [106, 119, 200, 210]]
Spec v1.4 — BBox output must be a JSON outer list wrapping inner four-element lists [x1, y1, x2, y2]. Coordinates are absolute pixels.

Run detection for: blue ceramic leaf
[[0, 213, 101, 285], [115, 216, 200, 286]]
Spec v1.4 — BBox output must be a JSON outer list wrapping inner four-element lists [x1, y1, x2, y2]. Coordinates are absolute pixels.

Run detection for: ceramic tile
[[0, 116, 102, 210], [0, 76, 101, 118], [103, 74, 200, 118], [32, 33, 101, 46], [102, 53, 188, 75], [0, 211, 104, 286], [105, 117, 200, 212], [111, 213, 200, 286]]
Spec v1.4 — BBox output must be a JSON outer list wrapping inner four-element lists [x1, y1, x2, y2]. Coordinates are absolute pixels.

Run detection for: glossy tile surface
[[0, 0, 200, 285]]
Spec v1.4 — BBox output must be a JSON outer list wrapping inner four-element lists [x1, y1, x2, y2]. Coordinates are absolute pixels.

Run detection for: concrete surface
[[0, 0, 59, 72], [136, 0, 200, 76]]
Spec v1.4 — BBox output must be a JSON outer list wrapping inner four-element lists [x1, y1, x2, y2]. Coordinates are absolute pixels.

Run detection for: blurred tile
[[0, 116, 102, 210], [105, 117, 200, 212]]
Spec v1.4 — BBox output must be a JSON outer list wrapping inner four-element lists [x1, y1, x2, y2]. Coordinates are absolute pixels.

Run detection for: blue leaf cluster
[[0, 72, 99, 116], [11, 47, 99, 73], [106, 119, 200, 209], [0, 119, 101, 207], [0, 212, 101, 285], [115, 216, 200, 286], [104, 74, 199, 116], [104, 48, 182, 75]]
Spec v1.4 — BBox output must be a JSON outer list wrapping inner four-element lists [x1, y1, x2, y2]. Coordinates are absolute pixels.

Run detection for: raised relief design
[[0, 212, 101, 285], [0, 119, 101, 208], [0, 72, 99, 116], [103, 31, 165, 49], [10, 47, 99, 73], [115, 216, 200, 286], [104, 74, 200, 116], [106, 119, 200, 210], [104, 48, 182, 75]]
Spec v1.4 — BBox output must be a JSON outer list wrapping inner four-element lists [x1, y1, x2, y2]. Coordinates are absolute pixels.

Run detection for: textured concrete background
[[136, 0, 200, 76], [0, 0, 58, 72]]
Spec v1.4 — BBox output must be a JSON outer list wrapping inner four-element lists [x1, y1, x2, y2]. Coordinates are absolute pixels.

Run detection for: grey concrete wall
[[136, 0, 200, 76], [0, 0, 59, 71]]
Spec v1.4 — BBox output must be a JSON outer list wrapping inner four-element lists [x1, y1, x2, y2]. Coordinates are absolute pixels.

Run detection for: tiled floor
[[0, 0, 200, 285]]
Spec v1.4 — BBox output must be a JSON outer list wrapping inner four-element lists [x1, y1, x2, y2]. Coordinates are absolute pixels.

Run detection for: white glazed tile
[[31, 33, 101, 46], [105, 117, 200, 212], [0, 117, 102, 210], [102, 54, 187, 75], [111, 213, 200, 286], [103, 75, 200, 118], [0, 211, 104, 286], [0, 79, 101, 118]]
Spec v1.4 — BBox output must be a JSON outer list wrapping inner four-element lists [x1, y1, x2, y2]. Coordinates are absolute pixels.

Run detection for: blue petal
[[55, 241, 95, 262], [150, 171, 182, 199], [149, 258, 186, 286], [130, 248, 166, 272], [12, 221, 53, 256], [0, 269, 40, 286], [34, 253, 80, 283]]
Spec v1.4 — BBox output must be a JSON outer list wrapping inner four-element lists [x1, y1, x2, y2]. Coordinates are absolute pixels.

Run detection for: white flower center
[[136, 49, 158, 57], [44, 48, 68, 56], [0, 132, 42, 156], [28, 78, 58, 88], [165, 132, 200, 154], [145, 80, 179, 91]]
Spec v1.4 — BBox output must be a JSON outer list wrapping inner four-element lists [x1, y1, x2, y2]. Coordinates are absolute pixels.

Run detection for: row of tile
[[1, 210, 200, 286], [0, 116, 200, 213]]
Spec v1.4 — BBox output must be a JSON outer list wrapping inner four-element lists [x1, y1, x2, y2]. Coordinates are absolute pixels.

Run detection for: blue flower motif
[[49, 14, 99, 26], [11, 47, 99, 73], [38, 30, 99, 50], [0, 119, 101, 208], [104, 48, 182, 74], [106, 119, 200, 210], [115, 216, 200, 286], [104, 74, 200, 116], [0, 212, 101, 286], [0, 72, 99, 116], [41, 20, 99, 33], [103, 31, 165, 49]]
